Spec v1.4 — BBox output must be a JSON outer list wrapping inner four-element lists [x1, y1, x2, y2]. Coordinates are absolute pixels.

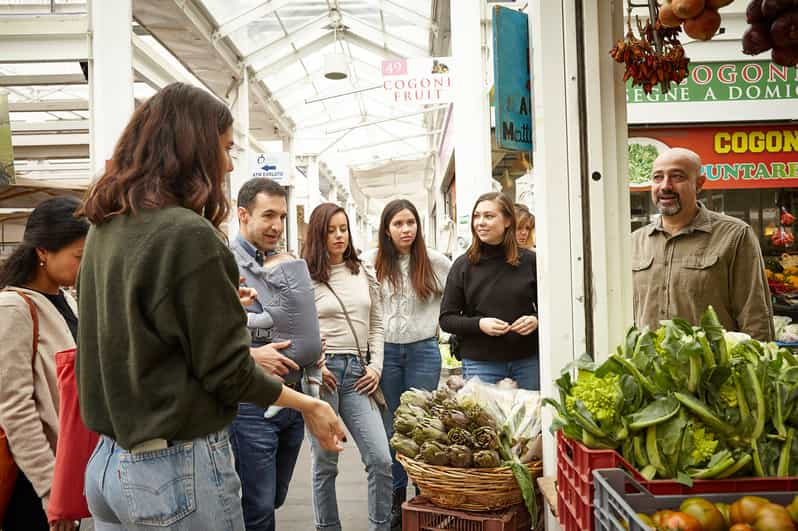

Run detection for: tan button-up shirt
[[631, 205, 774, 341]]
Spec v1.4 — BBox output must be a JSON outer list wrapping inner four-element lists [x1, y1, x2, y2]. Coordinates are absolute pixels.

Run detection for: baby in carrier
[[245, 253, 322, 417]]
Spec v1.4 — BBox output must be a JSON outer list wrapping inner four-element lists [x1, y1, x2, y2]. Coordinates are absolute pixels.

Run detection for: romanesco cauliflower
[[689, 426, 719, 465], [565, 372, 621, 424]]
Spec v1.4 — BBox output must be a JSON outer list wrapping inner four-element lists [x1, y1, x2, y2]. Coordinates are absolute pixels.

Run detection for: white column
[[328, 184, 338, 204], [583, 0, 633, 359], [228, 71, 251, 240], [529, 0, 585, 516], [451, 0, 492, 257], [283, 135, 299, 254], [305, 156, 321, 222], [88, 0, 133, 178]]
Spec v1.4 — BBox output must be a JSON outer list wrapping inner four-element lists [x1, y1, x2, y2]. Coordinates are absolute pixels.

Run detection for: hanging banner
[[250, 152, 291, 184], [628, 124, 798, 190], [381, 57, 453, 104], [492, 5, 532, 152], [0, 91, 14, 186]]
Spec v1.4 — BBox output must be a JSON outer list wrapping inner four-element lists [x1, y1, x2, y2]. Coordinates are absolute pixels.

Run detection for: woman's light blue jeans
[[85, 429, 244, 530], [308, 354, 392, 531], [380, 337, 441, 490], [462, 356, 540, 390]]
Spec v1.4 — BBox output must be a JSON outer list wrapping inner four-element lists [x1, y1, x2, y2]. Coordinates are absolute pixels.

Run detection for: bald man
[[631, 147, 774, 340]]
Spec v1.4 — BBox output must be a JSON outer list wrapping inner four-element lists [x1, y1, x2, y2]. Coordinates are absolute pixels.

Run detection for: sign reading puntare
[[629, 125, 798, 190], [250, 152, 291, 184], [381, 57, 453, 104], [492, 6, 532, 152]]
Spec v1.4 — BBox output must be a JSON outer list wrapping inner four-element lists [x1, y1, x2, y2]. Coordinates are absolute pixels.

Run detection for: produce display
[[390, 377, 542, 521], [629, 143, 661, 185], [659, 0, 735, 41], [766, 256, 798, 294], [743, 0, 798, 66], [637, 494, 798, 531], [610, 16, 690, 95], [547, 306, 798, 484]]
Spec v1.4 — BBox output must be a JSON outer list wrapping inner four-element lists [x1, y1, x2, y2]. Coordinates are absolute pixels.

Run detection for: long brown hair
[[467, 192, 520, 266], [303, 203, 360, 283], [375, 199, 440, 300], [79, 83, 233, 229]]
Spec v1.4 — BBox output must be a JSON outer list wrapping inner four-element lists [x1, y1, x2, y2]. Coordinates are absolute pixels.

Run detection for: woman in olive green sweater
[[76, 83, 345, 531]]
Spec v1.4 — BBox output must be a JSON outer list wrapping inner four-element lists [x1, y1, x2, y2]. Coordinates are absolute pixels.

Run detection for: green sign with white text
[[0, 92, 14, 186], [626, 61, 798, 104]]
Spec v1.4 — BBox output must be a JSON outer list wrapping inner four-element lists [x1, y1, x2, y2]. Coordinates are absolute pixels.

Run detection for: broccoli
[[565, 371, 621, 424]]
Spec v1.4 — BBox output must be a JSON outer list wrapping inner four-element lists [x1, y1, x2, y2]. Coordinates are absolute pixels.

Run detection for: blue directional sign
[[492, 6, 533, 152]]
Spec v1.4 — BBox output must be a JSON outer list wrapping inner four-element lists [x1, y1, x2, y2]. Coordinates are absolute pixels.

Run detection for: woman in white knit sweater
[[303, 203, 392, 531], [361, 199, 451, 530]]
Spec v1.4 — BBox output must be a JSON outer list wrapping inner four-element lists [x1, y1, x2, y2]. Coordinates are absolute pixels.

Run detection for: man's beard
[[656, 193, 682, 216]]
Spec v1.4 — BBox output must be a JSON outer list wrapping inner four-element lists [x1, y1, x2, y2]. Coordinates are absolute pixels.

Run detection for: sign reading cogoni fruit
[[381, 57, 453, 104], [629, 124, 798, 190], [626, 60, 798, 103]]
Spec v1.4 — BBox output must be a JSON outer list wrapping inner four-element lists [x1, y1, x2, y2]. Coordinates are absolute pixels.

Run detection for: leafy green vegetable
[[628, 142, 659, 185]]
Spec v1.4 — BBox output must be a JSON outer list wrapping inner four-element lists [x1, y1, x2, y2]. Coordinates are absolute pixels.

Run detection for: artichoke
[[400, 388, 432, 409], [473, 427, 499, 450], [419, 441, 449, 466], [393, 414, 417, 435], [431, 387, 456, 404], [465, 404, 497, 430], [395, 403, 427, 420], [420, 417, 445, 433], [473, 449, 501, 468], [390, 433, 420, 458], [411, 423, 449, 446], [447, 444, 473, 468], [441, 409, 470, 430], [446, 374, 465, 391], [447, 428, 475, 448]]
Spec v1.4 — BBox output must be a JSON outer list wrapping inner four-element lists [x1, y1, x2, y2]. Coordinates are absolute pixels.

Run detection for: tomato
[[787, 496, 798, 525], [731, 497, 771, 524], [730, 525, 755, 531], [680, 498, 725, 531], [653, 510, 677, 529], [752, 504, 796, 531], [716, 503, 731, 527], [637, 513, 656, 530], [660, 511, 702, 531]]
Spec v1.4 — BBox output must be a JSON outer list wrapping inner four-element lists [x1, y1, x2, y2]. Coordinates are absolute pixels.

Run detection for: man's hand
[[251, 340, 298, 378], [354, 366, 380, 395], [509, 315, 538, 336], [238, 286, 258, 307], [302, 400, 347, 452], [479, 317, 510, 336], [321, 365, 338, 393]]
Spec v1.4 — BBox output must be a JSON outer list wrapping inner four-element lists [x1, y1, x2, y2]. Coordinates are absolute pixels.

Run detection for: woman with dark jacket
[[0, 196, 88, 531], [439, 192, 540, 390], [75, 83, 345, 530]]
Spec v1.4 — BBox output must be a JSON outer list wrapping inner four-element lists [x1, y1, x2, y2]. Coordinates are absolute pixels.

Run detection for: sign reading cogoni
[[381, 57, 453, 104], [630, 125, 798, 190], [626, 61, 798, 103]]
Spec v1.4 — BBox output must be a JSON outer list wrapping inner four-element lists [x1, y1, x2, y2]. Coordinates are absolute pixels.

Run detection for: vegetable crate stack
[[547, 306, 798, 531], [594, 468, 798, 531], [391, 378, 543, 529]]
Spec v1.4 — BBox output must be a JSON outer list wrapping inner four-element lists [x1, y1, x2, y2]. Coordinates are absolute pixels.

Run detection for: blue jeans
[[462, 356, 540, 390], [380, 338, 441, 490], [230, 403, 305, 531], [309, 354, 392, 531], [85, 430, 244, 530]]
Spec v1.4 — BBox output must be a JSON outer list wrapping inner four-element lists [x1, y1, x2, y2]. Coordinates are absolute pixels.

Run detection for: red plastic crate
[[556, 431, 798, 531], [402, 497, 532, 531]]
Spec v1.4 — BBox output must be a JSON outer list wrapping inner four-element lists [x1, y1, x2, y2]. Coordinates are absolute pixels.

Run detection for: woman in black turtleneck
[[439, 192, 540, 390]]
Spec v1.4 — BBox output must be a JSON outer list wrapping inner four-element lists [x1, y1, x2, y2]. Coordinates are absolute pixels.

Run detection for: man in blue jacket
[[229, 177, 319, 531]]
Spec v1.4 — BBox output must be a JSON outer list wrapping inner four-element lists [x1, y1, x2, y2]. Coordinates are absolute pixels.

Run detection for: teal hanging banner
[[492, 6, 532, 152]]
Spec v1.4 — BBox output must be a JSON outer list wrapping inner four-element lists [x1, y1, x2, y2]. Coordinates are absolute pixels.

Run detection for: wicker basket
[[397, 453, 543, 512]]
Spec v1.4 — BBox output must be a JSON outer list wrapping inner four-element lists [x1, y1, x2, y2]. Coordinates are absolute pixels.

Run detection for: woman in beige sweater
[[303, 203, 392, 531], [0, 197, 88, 531]]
